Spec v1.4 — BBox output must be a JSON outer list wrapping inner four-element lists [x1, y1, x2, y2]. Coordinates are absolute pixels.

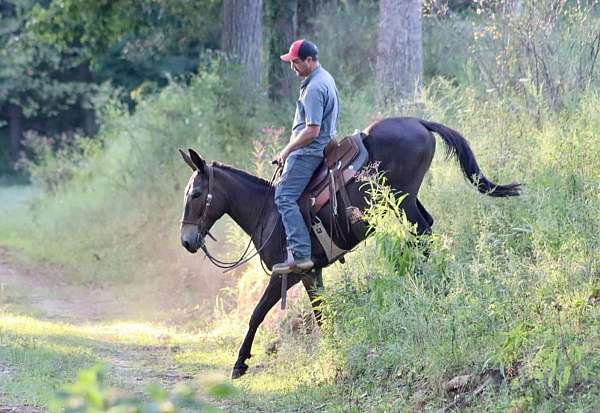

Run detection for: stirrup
[[272, 248, 314, 274]]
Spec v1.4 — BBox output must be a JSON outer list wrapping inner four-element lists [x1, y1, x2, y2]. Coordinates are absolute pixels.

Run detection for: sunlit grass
[[0, 313, 204, 347], [0, 311, 214, 407]]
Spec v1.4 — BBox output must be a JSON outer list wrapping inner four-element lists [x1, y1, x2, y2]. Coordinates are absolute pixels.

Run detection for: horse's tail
[[419, 119, 521, 197]]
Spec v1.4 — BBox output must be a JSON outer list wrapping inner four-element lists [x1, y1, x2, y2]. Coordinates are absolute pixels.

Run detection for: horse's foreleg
[[301, 268, 324, 327], [232, 272, 302, 379]]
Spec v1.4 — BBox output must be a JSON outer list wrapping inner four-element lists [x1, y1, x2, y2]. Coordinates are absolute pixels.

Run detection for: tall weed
[[313, 86, 599, 410]]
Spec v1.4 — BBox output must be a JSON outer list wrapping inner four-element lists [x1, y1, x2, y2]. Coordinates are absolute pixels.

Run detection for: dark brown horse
[[179, 117, 520, 379]]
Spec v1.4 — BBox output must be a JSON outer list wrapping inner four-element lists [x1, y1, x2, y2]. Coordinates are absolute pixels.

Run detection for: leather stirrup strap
[[336, 171, 352, 233], [280, 247, 294, 310], [328, 170, 337, 215], [280, 274, 287, 310]]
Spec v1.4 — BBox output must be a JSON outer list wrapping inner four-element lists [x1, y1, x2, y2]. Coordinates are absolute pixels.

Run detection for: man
[[272, 39, 340, 274]]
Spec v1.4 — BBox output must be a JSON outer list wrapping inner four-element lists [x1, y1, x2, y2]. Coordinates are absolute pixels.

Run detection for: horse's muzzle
[[181, 238, 199, 253], [181, 226, 202, 253]]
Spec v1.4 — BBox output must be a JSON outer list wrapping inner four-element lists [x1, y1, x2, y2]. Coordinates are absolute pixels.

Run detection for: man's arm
[[274, 124, 320, 165], [288, 125, 321, 152]]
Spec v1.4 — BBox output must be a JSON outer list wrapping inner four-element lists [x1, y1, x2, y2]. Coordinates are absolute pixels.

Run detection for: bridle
[[180, 163, 215, 242], [181, 162, 281, 273]]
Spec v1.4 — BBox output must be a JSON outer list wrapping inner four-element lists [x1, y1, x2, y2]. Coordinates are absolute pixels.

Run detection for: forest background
[[0, 0, 599, 412]]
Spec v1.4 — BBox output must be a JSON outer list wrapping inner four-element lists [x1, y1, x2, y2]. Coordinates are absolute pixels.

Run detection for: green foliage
[[28, 0, 220, 63], [0, 1, 97, 117], [462, 0, 600, 111], [18, 131, 103, 192], [1, 0, 222, 175], [494, 322, 531, 372], [1, 58, 285, 282], [2, 2, 600, 411], [361, 177, 421, 276], [310, 85, 600, 411], [26, 0, 221, 103], [50, 365, 223, 413]]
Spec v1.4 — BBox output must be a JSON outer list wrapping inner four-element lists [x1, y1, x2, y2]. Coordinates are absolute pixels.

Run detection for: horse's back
[[363, 117, 435, 194]]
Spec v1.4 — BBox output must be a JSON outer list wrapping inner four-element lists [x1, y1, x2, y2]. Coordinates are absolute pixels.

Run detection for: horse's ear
[[188, 148, 206, 172], [179, 148, 196, 171]]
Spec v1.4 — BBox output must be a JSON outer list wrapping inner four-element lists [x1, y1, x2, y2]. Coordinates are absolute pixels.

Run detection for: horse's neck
[[220, 169, 275, 238]]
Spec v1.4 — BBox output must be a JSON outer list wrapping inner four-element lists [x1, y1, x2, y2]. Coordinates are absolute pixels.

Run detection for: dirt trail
[[0, 248, 204, 412], [0, 247, 119, 322]]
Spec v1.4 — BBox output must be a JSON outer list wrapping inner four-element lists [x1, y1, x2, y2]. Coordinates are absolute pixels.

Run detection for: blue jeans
[[274, 153, 323, 260]]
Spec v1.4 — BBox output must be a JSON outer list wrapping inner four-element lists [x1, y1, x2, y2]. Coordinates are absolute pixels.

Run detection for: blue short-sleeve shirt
[[291, 66, 340, 157]]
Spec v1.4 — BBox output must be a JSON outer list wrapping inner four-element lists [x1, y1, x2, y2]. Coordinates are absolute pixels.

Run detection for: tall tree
[[0, 0, 97, 166], [376, 0, 423, 106], [297, 0, 319, 34], [6, 104, 23, 162], [0, 0, 220, 172], [266, 0, 297, 101], [222, 0, 264, 88]]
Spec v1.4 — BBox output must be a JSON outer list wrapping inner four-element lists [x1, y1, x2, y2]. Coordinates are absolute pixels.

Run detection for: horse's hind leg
[[416, 197, 434, 228], [404, 198, 432, 236], [232, 273, 302, 379], [404, 198, 434, 260], [301, 268, 324, 326]]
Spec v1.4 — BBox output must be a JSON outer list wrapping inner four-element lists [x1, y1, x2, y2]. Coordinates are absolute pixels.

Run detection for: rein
[[183, 163, 281, 273]]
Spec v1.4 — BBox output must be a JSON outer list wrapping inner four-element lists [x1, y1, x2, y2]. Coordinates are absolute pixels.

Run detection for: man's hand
[[273, 147, 290, 166]]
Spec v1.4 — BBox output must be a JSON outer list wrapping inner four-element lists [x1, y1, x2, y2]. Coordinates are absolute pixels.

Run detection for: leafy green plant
[[361, 173, 426, 276], [18, 131, 103, 193], [493, 322, 531, 374], [530, 343, 583, 395], [50, 365, 234, 413]]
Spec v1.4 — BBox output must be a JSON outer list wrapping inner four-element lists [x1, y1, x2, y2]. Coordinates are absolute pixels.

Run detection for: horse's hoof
[[231, 368, 245, 379], [231, 363, 248, 379]]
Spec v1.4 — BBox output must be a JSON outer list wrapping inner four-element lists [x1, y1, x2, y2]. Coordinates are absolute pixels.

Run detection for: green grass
[[0, 185, 34, 206], [0, 311, 234, 409], [0, 185, 35, 217], [0, 185, 36, 250]]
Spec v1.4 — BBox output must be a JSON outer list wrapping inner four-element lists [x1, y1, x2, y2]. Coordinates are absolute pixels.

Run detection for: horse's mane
[[213, 162, 273, 188]]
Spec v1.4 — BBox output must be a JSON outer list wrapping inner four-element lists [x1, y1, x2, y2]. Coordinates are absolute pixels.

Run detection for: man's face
[[290, 57, 313, 77]]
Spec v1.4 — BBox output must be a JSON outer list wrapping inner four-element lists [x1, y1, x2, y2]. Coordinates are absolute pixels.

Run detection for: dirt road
[[0, 247, 223, 412], [0, 247, 118, 322]]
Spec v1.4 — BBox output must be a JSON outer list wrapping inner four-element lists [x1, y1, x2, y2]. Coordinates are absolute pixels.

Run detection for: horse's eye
[[190, 190, 202, 199]]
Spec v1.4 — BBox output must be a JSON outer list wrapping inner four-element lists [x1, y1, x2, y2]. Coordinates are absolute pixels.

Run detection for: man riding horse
[[272, 39, 340, 275], [178, 40, 521, 379]]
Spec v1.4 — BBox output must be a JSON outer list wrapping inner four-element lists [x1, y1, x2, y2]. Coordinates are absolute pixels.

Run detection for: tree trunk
[[222, 0, 264, 88], [266, 0, 297, 101], [297, 0, 319, 34], [78, 63, 98, 136], [376, 0, 423, 107], [8, 103, 23, 162]]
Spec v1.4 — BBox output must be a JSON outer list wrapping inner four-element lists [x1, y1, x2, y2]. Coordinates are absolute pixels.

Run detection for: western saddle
[[279, 132, 370, 310], [302, 131, 369, 263]]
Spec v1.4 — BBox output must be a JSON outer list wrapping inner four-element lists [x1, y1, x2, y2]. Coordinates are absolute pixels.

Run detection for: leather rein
[[181, 163, 281, 273]]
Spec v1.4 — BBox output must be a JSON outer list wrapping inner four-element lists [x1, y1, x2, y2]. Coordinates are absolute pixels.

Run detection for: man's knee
[[274, 191, 296, 211]]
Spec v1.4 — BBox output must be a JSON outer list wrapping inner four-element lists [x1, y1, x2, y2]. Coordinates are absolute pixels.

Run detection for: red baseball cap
[[280, 39, 318, 62]]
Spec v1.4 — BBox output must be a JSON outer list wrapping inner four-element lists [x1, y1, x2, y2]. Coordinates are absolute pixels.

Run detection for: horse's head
[[179, 149, 225, 253]]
